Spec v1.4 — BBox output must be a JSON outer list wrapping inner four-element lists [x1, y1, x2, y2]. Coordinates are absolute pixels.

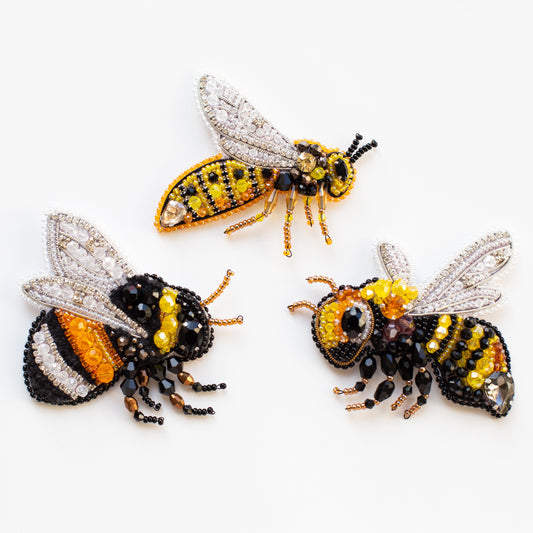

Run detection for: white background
[[1, 1, 532, 532]]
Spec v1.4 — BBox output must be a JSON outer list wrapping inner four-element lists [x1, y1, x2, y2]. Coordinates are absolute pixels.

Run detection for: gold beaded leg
[[333, 378, 368, 396], [304, 196, 314, 227], [283, 186, 297, 257], [391, 380, 412, 411], [224, 190, 279, 235], [202, 269, 235, 307], [287, 300, 318, 313], [403, 395, 428, 419], [318, 184, 332, 245]]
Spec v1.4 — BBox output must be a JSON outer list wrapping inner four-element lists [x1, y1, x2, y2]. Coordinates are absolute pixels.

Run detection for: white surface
[[1, 1, 532, 531]]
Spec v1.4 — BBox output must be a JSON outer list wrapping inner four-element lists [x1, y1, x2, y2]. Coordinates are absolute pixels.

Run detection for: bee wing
[[46, 212, 135, 295], [377, 242, 413, 285], [22, 276, 147, 338], [409, 231, 512, 316], [198, 74, 299, 169]]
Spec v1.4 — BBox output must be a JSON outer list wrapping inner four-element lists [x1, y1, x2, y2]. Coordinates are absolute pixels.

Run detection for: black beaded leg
[[139, 386, 161, 411], [183, 405, 215, 416], [192, 382, 227, 393], [404, 368, 432, 419], [134, 409, 164, 425]]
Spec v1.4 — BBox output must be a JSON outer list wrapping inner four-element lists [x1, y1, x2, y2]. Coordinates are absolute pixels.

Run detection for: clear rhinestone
[[76, 384, 89, 397], [160, 200, 187, 227], [483, 371, 514, 416], [33, 331, 46, 344]]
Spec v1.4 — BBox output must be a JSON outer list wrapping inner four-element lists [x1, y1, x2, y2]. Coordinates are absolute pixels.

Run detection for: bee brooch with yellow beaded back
[[22, 212, 243, 425], [289, 231, 514, 418], [156, 74, 377, 257]]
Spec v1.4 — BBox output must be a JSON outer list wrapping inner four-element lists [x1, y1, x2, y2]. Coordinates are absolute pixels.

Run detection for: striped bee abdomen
[[156, 155, 277, 231]]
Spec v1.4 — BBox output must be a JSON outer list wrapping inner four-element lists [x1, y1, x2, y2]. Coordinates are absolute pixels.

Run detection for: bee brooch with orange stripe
[[22, 212, 242, 425], [289, 231, 514, 418], [156, 74, 377, 257]]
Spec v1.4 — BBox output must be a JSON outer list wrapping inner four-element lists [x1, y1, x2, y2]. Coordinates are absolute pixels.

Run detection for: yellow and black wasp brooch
[[289, 231, 514, 418], [156, 74, 377, 257], [22, 212, 242, 425]]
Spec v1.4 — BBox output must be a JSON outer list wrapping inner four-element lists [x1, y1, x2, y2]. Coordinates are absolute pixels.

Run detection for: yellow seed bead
[[466, 371, 485, 390], [283, 249, 291, 257], [162, 315, 178, 332], [236, 179, 249, 193], [325, 312, 335, 322], [325, 236, 332, 245], [159, 294, 176, 313], [438, 315, 452, 328], [255, 213, 265, 222], [426, 339, 439, 353], [285, 213, 293, 222], [325, 323, 334, 333], [310, 167, 325, 180], [434, 326, 448, 340], [188, 195, 202, 211], [154, 330, 170, 349], [210, 184, 223, 199], [319, 212, 326, 223]]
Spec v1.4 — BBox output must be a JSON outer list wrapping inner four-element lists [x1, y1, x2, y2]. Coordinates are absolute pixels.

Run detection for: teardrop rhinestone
[[483, 371, 514, 416], [374, 380, 395, 402], [160, 200, 187, 227]]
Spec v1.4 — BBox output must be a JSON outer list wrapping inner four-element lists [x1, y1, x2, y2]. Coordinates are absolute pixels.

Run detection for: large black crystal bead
[[166, 354, 183, 374], [123, 361, 137, 378], [334, 158, 348, 180], [398, 357, 413, 381], [159, 378, 176, 396], [411, 342, 429, 367], [341, 306, 366, 340], [178, 320, 205, 349], [120, 378, 138, 397], [274, 171, 293, 191], [374, 380, 395, 402], [121, 285, 138, 305], [415, 370, 432, 396], [380, 353, 397, 376], [360, 355, 377, 380], [147, 363, 166, 381]]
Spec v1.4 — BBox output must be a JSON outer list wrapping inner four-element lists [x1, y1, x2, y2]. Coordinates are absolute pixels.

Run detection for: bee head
[[111, 274, 212, 364]]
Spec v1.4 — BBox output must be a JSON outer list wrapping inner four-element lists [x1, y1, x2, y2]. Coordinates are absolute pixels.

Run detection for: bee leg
[[177, 370, 227, 394], [202, 269, 235, 306], [224, 189, 279, 235], [283, 185, 298, 257], [333, 378, 368, 396], [167, 391, 216, 416], [391, 380, 413, 411], [139, 385, 162, 411], [403, 368, 432, 419], [123, 396, 164, 425], [303, 196, 314, 227], [345, 376, 396, 412], [318, 183, 332, 246]]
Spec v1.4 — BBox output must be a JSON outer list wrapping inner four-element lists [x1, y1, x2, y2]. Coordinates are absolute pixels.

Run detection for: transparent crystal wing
[[378, 243, 413, 284], [409, 231, 512, 316], [23, 276, 147, 338], [46, 212, 134, 295], [198, 74, 299, 169]]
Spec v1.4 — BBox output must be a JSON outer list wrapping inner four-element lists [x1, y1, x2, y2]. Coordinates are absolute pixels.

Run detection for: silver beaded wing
[[378, 242, 414, 285], [197, 74, 299, 169], [22, 212, 147, 338], [408, 231, 512, 316]]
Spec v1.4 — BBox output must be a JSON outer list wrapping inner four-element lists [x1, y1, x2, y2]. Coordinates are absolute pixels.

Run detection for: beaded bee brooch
[[289, 231, 514, 418], [22, 212, 242, 425], [156, 74, 377, 257]]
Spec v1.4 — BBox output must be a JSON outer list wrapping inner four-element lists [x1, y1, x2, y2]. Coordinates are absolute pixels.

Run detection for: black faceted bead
[[397, 334, 412, 352], [403, 385, 413, 396], [447, 377, 463, 395], [123, 361, 137, 378], [341, 306, 366, 340], [183, 405, 193, 415], [374, 340, 388, 354], [134, 303, 152, 324], [473, 389, 484, 402], [412, 343, 428, 367], [186, 185, 196, 196], [147, 363, 166, 381], [159, 378, 176, 396], [387, 341, 398, 356], [412, 328, 426, 342], [464, 317, 477, 328], [461, 329, 473, 340], [374, 380, 395, 402], [297, 141, 309, 152], [484, 327, 495, 339], [456, 340, 468, 352], [317, 156, 328, 169], [471, 350, 483, 360], [121, 285, 138, 305], [120, 378, 138, 397], [417, 395, 427, 405], [309, 144, 322, 157], [355, 381, 366, 391], [262, 168, 272, 180], [178, 320, 205, 350], [463, 386, 473, 398], [364, 399, 375, 409], [450, 350, 462, 361], [166, 355, 183, 374], [208, 172, 218, 183], [234, 169, 244, 179], [274, 170, 292, 191], [360, 355, 377, 380], [415, 370, 432, 396], [380, 353, 397, 376], [192, 382, 202, 392], [466, 358, 477, 370], [457, 367, 468, 378], [334, 158, 348, 180], [398, 357, 413, 381], [441, 359, 456, 376], [479, 337, 490, 350]]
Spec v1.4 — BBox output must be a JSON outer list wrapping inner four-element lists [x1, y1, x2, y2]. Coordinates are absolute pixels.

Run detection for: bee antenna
[[346, 133, 363, 157], [350, 139, 378, 163]]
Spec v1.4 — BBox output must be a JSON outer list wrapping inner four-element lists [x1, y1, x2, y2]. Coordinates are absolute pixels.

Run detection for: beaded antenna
[[156, 74, 377, 257], [288, 231, 514, 418], [22, 212, 243, 425]]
